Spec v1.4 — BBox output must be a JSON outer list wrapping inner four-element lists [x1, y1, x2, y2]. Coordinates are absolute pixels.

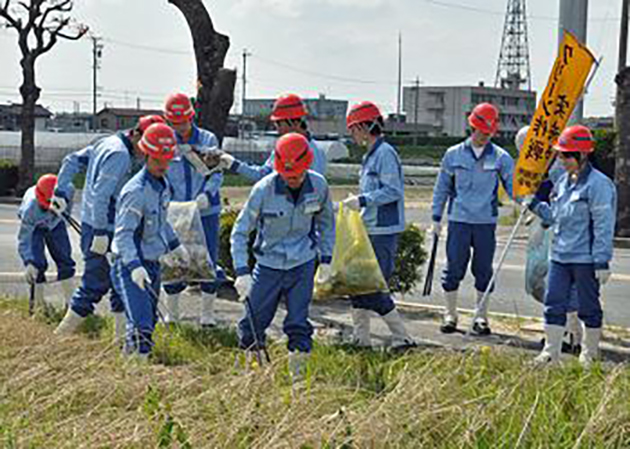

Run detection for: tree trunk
[[615, 68, 630, 237], [168, 0, 236, 142], [18, 56, 40, 193]]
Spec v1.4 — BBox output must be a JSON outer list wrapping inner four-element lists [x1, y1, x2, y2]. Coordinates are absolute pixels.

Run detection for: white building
[[244, 94, 348, 136], [402, 83, 536, 139]]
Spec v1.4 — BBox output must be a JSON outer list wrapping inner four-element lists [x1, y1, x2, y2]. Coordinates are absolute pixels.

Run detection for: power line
[[251, 54, 397, 86], [420, 0, 619, 22]]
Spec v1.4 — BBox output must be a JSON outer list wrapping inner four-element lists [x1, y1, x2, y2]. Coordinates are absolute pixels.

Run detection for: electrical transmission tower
[[495, 0, 531, 91]]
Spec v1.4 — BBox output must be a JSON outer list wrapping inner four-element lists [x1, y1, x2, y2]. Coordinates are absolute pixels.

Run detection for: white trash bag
[[161, 201, 215, 285]]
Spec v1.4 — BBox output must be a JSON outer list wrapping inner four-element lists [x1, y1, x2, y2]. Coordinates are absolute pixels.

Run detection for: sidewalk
[[27, 281, 630, 365]]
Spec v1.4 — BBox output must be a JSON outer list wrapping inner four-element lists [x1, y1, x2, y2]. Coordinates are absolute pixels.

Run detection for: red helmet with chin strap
[[468, 103, 499, 134], [139, 123, 177, 161], [554, 125, 595, 154], [274, 133, 313, 177], [35, 174, 57, 209], [346, 101, 382, 129], [270, 94, 308, 122], [164, 93, 195, 124]]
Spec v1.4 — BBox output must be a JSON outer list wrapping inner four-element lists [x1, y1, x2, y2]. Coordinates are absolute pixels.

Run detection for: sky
[[0, 0, 623, 117]]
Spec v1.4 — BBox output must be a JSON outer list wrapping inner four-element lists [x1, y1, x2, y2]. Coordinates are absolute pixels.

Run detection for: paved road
[[1, 201, 629, 327]]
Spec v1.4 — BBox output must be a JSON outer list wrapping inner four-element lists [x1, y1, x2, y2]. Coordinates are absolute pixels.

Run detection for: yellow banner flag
[[513, 32, 596, 198]]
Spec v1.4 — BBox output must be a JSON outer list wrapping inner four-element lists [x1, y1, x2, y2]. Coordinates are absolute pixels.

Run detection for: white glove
[[90, 234, 110, 255], [196, 194, 210, 210], [595, 269, 612, 286], [316, 263, 333, 284], [218, 153, 235, 170], [342, 194, 361, 211], [234, 274, 253, 300], [24, 264, 38, 284], [131, 267, 151, 291], [430, 221, 442, 237], [50, 195, 67, 215]]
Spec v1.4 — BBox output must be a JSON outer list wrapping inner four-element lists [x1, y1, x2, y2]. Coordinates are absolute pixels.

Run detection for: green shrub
[[218, 209, 256, 279], [219, 209, 427, 295], [0, 159, 19, 195]]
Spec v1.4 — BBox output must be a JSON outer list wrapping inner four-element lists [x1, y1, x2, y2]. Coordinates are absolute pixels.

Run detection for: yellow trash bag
[[313, 203, 388, 300]]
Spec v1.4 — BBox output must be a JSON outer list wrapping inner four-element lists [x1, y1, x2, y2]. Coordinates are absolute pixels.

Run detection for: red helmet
[[554, 125, 595, 153], [346, 101, 382, 129], [468, 103, 499, 134], [137, 115, 166, 134], [270, 94, 308, 121], [274, 133, 313, 177], [35, 174, 57, 209], [164, 93, 195, 124], [139, 123, 177, 161]]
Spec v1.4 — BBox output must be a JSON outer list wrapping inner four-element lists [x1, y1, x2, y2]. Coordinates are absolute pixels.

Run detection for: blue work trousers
[[238, 259, 316, 353], [111, 259, 162, 354], [442, 221, 496, 293], [350, 233, 399, 316], [544, 261, 603, 328], [70, 224, 124, 317], [30, 221, 75, 283]]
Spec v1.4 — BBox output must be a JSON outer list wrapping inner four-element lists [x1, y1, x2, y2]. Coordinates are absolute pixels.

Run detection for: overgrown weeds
[[2, 297, 630, 448]]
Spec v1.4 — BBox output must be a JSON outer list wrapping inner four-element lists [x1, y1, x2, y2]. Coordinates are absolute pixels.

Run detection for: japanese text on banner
[[513, 32, 596, 198]]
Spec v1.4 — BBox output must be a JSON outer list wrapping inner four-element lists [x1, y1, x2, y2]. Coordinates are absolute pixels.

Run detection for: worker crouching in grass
[[230, 132, 335, 381], [110, 123, 190, 359]]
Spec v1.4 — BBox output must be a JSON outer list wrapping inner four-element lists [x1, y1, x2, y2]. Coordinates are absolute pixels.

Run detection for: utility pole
[[242, 48, 252, 116], [91, 35, 103, 131], [413, 77, 421, 146], [615, 0, 630, 237], [397, 33, 402, 118], [559, 0, 588, 122], [136, 97, 141, 110]]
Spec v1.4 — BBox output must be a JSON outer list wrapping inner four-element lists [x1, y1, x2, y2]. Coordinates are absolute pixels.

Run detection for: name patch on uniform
[[303, 198, 321, 214]]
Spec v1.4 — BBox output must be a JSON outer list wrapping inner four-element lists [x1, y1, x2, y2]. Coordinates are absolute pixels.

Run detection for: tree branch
[[38, 0, 71, 30], [0, 0, 22, 30]]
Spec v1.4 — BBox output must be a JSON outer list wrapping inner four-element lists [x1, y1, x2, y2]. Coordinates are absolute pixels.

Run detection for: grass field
[[2, 298, 630, 448]]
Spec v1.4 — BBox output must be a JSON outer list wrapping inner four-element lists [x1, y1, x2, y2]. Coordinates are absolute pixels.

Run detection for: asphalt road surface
[[1, 201, 629, 327]]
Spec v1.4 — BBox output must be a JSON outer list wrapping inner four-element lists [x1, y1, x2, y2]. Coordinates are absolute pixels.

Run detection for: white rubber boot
[[533, 324, 565, 365], [579, 326, 602, 368], [54, 308, 85, 335], [440, 290, 458, 333], [33, 283, 46, 309], [164, 293, 180, 324], [382, 309, 415, 349], [112, 312, 127, 343], [351, 308, 371, 347], [200, 292, 217, 327], [472, 290, 491, 336], [566, 311, 583, 350], [288, 351, 310, 383], [60, 278, 75, 308]]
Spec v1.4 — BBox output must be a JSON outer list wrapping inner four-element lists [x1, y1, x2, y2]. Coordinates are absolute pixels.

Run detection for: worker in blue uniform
[[17, 174, 76, 310], [341, 101, 415, 349], [231, 132, 335, 380], [528, 125, 617, 366], [53, 115, 165, 337], [110, 123, 189, 357], [218, 94, 327, 179], [431, 103, 514, 336], [162, 92, 223, 327]]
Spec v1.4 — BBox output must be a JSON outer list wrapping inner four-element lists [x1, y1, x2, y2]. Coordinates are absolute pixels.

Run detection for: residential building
[[0, 103, 52, 131], [402, 83, 536, 138]]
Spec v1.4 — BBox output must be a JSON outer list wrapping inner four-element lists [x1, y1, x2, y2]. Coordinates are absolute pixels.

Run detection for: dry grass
[[2, 298, 630, 448]]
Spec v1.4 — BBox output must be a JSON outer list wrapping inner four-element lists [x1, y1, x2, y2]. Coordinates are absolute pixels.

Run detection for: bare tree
[[0, 0, 87, 192], [168, 0, 236, 142]]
